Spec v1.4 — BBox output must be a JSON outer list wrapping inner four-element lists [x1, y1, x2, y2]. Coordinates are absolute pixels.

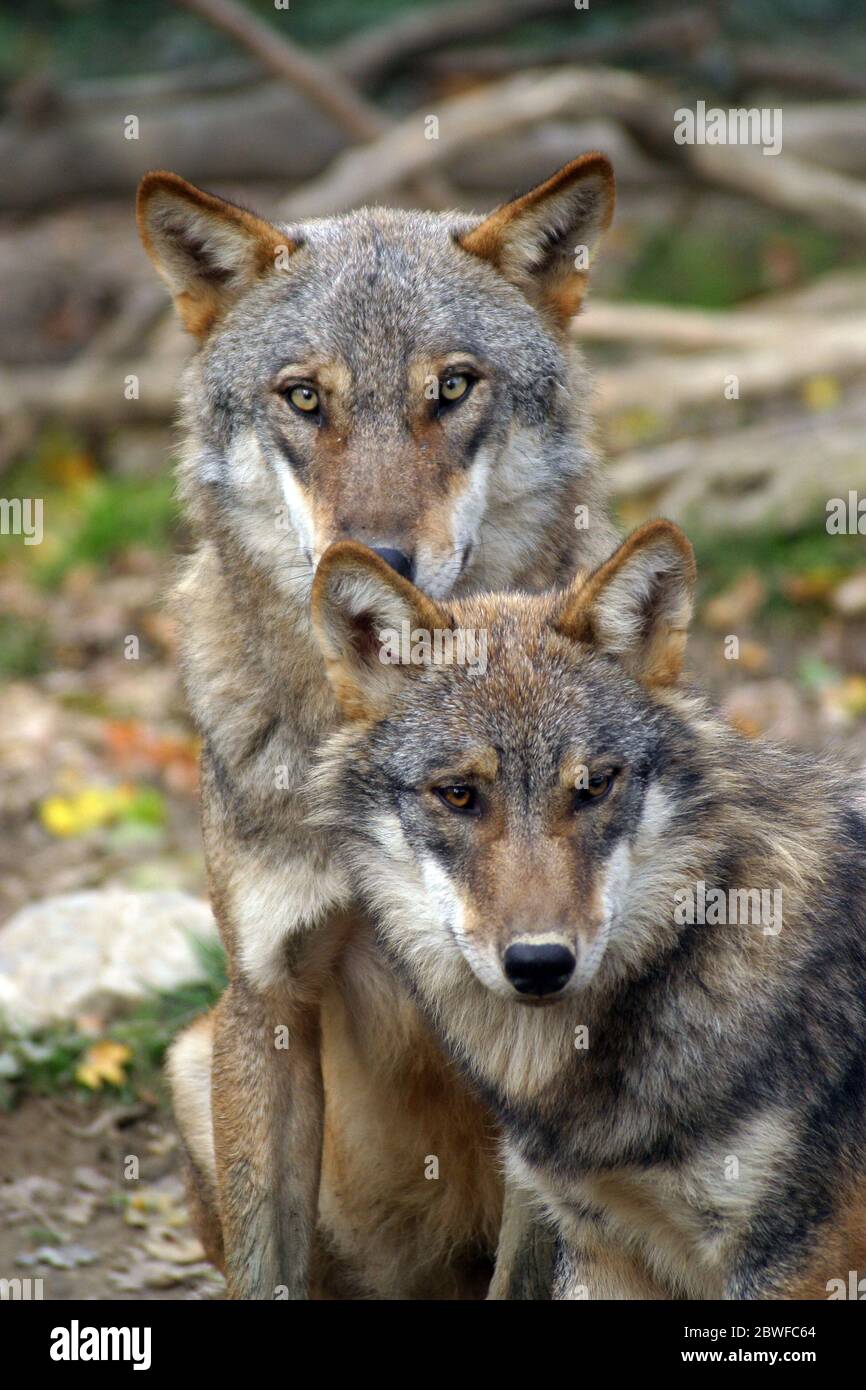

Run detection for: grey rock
[[0, 890, 217, 1031]]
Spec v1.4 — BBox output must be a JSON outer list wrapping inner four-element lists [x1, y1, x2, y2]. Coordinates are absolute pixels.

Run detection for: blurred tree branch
[[730, 46, 866, 100], [332, 0, 585, 88], [280, 59, 866, 237], [281, 65, 652, 218], [174, 0, 455, 207], [174, 0, 387, 140], [420, 7, 715, 79]]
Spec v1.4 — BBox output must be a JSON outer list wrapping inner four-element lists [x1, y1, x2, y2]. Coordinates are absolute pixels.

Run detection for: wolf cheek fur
[[311, 525, 866, 1301], [136, 155, 617, 1298]]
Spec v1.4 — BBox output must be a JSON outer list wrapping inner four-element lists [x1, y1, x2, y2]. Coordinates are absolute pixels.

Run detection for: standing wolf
[[136, 154, 617, 1298], [312, 523, 866, 1299]]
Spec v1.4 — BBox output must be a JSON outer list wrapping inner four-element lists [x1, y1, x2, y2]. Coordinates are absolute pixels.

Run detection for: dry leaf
[[703, 572, 766, 631], [76, 1040, 133, 1090]]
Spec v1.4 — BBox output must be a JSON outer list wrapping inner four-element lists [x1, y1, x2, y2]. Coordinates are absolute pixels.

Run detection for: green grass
[[0, 443, 179, 591], [619, 220, 842, 311], [0, 613, 53, 678], [34, 474, 178, 588], [691, 518, 866, 619], [0, 935, 227, 1111]]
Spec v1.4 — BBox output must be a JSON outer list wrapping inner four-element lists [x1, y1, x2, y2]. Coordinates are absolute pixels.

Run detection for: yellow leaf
[[39, 797, 79, 837], [801, 375, 841, 412], [819, 676, 866, 723], [76, 1041, 133, 1090], [737, 640, 770, 674], [703, 571, 766, 631], [75, 788, 115, 829], [52, 450, 96, 488], [39, 784, 138, 838]]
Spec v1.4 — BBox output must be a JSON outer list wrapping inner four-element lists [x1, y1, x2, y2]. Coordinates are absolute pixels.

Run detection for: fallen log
[[595, 319, 866, 418], [687, 142, 866, 238], [281, 66, 652, 218], [577, 300, 866, 350], [5, 56, 866, 215], [0, 83, 346, 212], [607, 397, 866, 532], [281, 64, 866, 235]]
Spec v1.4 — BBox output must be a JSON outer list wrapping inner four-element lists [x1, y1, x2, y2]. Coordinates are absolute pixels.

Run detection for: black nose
[[503, 943, 576, 997], [371, 547, 414, 581]]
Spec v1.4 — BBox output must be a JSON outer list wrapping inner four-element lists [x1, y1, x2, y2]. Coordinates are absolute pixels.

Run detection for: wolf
[[136, 154, 618, 1298], [311, 522, 866, 1300]]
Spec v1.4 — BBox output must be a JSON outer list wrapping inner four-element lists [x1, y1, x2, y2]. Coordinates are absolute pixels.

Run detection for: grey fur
[[313, 533, 866, 1301], [138, 159, 618, 1299]]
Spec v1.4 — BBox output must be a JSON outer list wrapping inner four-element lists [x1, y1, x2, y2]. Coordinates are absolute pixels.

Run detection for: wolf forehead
[[364, 605, 667, 780], [203, 207, 564, 381]]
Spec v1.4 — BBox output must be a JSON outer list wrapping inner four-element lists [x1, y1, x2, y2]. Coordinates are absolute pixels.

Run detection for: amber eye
[[436, 785, 478, 813], [287, 384, 319, 414], [574, 770, 616, 808], [440, 373, 471, 404]]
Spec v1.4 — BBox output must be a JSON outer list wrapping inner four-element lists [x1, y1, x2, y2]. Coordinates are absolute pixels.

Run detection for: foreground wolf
[[136, 155, 617, 1298], [311, 523, 866, 1299]]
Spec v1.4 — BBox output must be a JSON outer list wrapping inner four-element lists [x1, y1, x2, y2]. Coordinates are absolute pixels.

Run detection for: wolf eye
[[574, 770, 616, 808], [439, 373, 472, 404], [436, 785, 478, 814], [286, 384, 320, 415]]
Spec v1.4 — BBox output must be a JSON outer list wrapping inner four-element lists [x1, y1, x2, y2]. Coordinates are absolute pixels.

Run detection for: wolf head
[[310, 522, 696, 1005], [137, 157, 614, 600]]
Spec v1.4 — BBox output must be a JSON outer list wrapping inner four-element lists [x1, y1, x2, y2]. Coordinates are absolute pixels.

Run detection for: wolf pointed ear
[[555, 521, 696, 687], [458, 152, 614, 329], [136, 171, 295, 338], [311, 543, 450, 720]]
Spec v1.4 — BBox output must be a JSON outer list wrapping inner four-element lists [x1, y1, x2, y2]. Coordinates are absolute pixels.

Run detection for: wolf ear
[[136, 171, 294, 338], [555, 521, 696, 687], [311, 543, 450, 720], [458, 152, 614, 329]]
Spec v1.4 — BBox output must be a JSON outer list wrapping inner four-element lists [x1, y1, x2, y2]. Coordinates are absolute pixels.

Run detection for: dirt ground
[[0, 1094, 223, 1300]]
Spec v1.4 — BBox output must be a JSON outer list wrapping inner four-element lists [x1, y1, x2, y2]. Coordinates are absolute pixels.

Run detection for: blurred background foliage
[[3, 0, 866, 82], [0, 0, 864, 1298]]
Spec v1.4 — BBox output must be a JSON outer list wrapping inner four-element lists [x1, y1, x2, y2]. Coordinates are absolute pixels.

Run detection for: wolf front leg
[[210, 977, 324, 1299], [488, 1179, 556, 1299], [552, 1215, 667, 1300], [206, 831, 353, 1299]]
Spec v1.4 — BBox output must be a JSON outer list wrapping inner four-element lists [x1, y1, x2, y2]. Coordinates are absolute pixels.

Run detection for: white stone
[[832, 571, 866, 617], [0, 890, 218, 1031]]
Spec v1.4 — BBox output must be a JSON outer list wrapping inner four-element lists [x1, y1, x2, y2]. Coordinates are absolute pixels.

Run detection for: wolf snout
[[503, 941, 576, 998], [370, 546, 415, 582]]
